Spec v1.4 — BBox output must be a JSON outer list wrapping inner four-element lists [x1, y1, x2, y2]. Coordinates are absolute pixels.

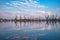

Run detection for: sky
[[0, 0, 60, 19]]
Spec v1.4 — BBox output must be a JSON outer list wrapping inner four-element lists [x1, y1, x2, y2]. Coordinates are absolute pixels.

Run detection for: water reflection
[[0, 21, 60, 40]]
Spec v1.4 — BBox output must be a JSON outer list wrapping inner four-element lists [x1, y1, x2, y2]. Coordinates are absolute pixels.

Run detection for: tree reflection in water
[[0, 21, 60, 40]]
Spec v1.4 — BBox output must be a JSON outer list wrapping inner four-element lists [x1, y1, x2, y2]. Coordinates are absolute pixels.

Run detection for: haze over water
[[0, 22, 60, 40]]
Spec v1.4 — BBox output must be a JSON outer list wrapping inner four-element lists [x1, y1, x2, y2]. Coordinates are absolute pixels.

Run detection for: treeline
[[46, 15, 60, 21], [0, 15, 60, 22], [12, 15, 60, 22]]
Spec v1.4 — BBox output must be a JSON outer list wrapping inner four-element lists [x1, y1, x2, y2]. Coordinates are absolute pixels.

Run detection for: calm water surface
[[0, 22, 60, 40]]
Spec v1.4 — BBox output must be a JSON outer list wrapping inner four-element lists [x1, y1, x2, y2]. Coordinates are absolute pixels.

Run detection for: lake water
[[0, 21, 60, 40]]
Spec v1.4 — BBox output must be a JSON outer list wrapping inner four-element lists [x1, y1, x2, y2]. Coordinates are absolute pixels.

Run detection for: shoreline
[[0, 19, 60, 22]]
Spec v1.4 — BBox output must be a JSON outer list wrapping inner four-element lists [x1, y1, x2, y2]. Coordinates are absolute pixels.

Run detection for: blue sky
[[0, 0, 60, 19]]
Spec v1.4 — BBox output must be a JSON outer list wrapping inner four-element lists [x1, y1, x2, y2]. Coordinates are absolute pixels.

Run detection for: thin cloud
[[0, 0, 50, 19]]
